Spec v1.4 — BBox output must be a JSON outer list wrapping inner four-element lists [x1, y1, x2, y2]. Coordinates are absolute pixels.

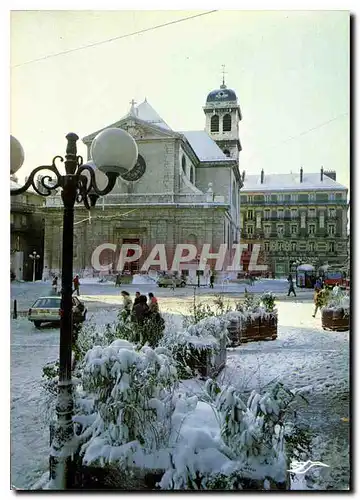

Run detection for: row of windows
[[245, 224, 337, 235], [245, 207, 338, 219], [211, 114, 232, 133], [243, 193, 345, 203], [262, 241, 337, 252]]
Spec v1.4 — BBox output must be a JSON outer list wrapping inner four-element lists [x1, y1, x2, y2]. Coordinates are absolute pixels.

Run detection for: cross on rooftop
[[129, 99, 137, 114], [221, 64, 227, 88]]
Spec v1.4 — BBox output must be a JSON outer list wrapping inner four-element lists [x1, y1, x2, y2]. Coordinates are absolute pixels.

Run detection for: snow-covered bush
[[260, 292, 276, 313], [240, 288, 261, 312], [158, 381, 310, 490], [76, 341, 179, 466], [323, 289, 350, 317], [73, 322, 116, 363], [73, 359, 309, 491], [186, 315, 229, 342], [160, 316, 228, 379], [184, 291, 232, 328], [235, 289, 277, 323]]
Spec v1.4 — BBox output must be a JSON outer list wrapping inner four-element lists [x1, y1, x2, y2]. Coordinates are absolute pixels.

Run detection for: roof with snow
[[83, 99, 236, 164], [128, 100, 172, 131], [182, 131, 233, 163], [242, 173, 347, 192]]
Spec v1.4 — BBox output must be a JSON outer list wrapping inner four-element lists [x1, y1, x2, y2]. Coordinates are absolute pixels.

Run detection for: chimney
[[300, 167, 303, 183], [324, 170, 336, 181], [260, 169, 264, 184], [320, 166, 324, 181], [242, 170, 246, 182]]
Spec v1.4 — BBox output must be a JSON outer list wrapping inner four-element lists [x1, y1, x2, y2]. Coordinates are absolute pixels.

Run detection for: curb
[[11, 311, 28, 318]]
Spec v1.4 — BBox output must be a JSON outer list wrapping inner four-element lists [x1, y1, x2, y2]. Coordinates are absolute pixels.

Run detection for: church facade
[[42, 83, 243, 280]]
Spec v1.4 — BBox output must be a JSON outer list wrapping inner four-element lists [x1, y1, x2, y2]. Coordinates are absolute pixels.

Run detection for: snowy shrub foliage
[[72, 346, 309, 491], [234, 289, 277, 322], [184, 291, 232, 328], [75, 342, 179, 463], [323, 289, 350, 316], [160, 315, 228, 378], [260, 292, 276, 313]]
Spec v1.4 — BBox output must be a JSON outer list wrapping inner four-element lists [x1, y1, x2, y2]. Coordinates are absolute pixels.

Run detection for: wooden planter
[[227, 319, 241, 347], [240, 315, 277, 343], [72, 464, 164, 490], [176, 336, 227, 379], [227, 315, 277, 345], [70, 464, 289, 490], [322, 308, 350, 332]]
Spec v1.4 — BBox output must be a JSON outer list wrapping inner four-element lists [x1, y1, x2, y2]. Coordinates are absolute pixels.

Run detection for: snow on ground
[[10, 282, 349, 490], [10, 279, 314, 313]]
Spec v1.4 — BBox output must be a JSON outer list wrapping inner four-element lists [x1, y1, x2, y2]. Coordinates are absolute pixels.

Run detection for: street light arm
[[10, 157, 63, 196], [77, 164, 118, 196]]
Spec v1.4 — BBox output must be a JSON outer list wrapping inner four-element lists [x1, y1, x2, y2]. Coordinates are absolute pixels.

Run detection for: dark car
[[28, 296, 87, 329]]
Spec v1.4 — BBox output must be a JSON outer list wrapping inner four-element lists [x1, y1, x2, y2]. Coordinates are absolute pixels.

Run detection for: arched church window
[[223, 114, 232, 132], [223, 149, 231, 157], [182, 155, 186, 174], [190, 166, 195, 184], [211, 115, 219, 132]]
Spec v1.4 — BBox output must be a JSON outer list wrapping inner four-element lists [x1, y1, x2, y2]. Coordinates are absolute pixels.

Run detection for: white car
[[28, 296, 87, 329]]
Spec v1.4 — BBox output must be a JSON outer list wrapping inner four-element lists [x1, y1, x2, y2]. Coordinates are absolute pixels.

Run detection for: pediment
[[82, 117, 180, 145]]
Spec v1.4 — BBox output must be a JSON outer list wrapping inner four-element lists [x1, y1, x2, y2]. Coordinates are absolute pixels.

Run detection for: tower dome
[[206, 84, 237, 103]]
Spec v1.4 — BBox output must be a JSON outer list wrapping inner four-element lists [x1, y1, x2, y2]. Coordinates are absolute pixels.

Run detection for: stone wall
[[43, 205, 230, 278]]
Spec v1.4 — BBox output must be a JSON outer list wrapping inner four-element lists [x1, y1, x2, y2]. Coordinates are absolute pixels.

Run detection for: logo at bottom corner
[[287, 460, 330, 474]]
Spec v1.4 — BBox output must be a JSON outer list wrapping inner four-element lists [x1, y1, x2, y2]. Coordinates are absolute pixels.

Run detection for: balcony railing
[[261, 216, 299, 221], [46, 192, 228, 207]]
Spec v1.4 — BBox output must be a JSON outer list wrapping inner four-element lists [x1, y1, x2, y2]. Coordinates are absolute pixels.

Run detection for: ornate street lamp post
[[29, 250, 40, 282], [10, 130, 138, 489]]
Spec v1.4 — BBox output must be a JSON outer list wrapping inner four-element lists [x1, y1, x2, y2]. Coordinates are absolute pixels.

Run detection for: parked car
[[157, 274, 187, 288], [28, 296, 87, 329]]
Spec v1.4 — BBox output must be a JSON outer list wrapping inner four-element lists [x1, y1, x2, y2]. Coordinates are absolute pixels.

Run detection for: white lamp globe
[[82, 161, 109, 191], [90, 128, 138, 175], [10, 135, 25, 175]]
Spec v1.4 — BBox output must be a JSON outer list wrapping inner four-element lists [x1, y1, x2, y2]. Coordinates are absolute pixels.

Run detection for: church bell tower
[[203, 67, 242, 163]]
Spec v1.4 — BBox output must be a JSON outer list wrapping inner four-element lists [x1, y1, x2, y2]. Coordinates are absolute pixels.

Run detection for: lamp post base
[[49, 380, 77, 489]]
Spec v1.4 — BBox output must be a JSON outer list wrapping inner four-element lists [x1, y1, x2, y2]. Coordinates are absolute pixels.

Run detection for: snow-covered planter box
[[321, 291, 350, 332], [161, 316, 228, 379], [322, 308, 349, 332], [225, 311, 277, 345], [228, 292, 278, 345], [242, 313, 278, 343], [177, 335, 227, 379], [68, 376, 300, 491]]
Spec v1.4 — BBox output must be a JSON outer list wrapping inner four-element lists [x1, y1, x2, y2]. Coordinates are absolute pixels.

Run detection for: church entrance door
[[122, 238, 140, 275]]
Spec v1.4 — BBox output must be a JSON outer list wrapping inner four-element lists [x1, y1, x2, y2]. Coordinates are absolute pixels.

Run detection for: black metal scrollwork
[[10, 155, 64, 196], [10, 152, 119, 210]]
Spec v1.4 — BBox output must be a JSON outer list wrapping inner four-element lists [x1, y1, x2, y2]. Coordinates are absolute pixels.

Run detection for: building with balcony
[[240, 167, 348, 277], [11, 178, 45, 280]]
